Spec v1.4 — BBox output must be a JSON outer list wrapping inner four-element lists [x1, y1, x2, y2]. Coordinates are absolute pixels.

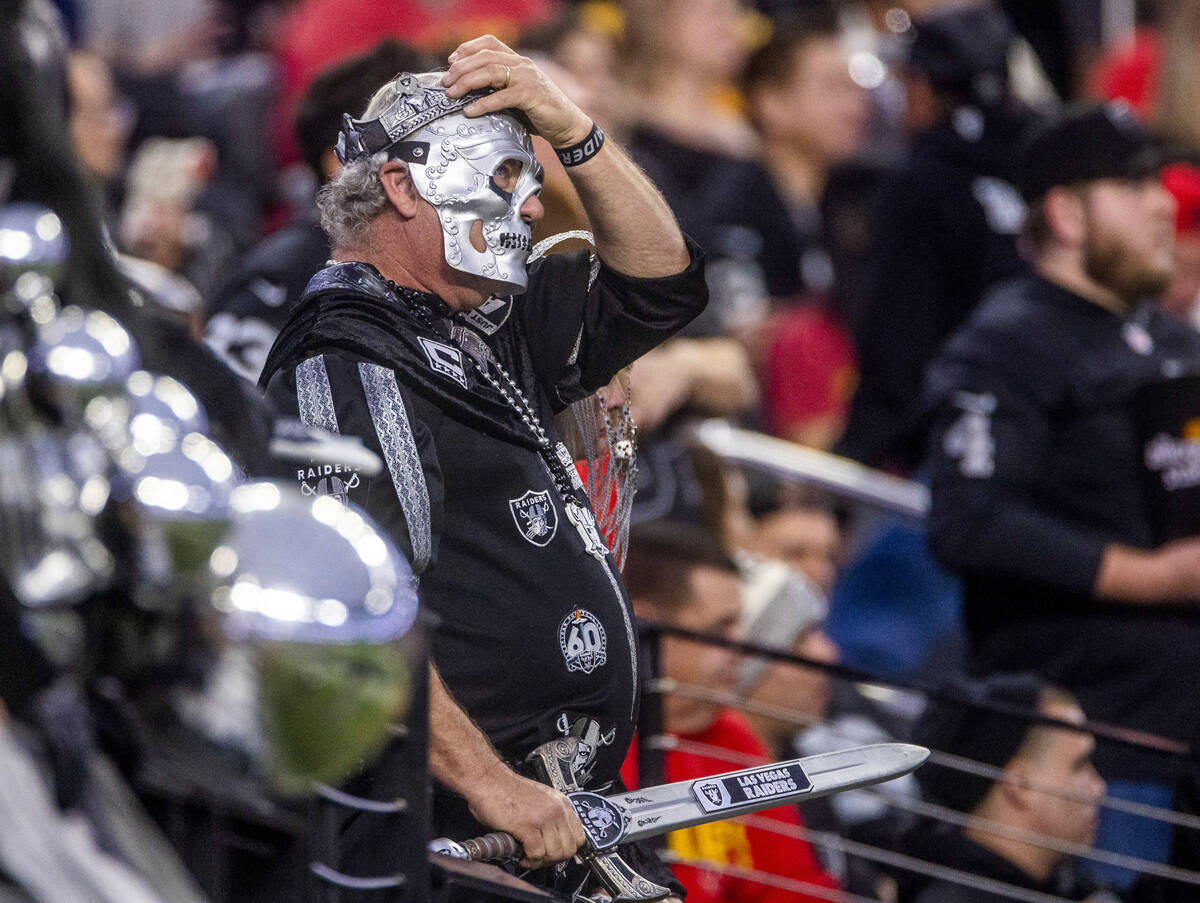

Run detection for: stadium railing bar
[[638, 619, 1192, 762], [638, 426, 1198, 898], [692, 420, 930, 519], [633, 626, 1200, 899]]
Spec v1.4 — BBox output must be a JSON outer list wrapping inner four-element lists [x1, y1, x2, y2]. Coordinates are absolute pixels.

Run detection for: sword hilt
[[463, 831, 522, 861], [427, 831, 670, 901], [428, 830, 521, 862], [428, 737, 670, 900]]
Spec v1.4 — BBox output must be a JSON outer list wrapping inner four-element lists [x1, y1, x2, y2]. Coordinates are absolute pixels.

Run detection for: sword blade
[[609, 742, 927, 845]]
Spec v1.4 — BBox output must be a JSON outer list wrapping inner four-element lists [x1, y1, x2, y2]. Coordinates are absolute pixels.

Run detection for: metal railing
[[634, 619, 1200, 901], [691, 420, 929, 519]]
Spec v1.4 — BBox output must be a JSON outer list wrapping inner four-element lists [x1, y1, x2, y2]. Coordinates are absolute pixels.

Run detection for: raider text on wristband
[[556, 124, 605, 167]]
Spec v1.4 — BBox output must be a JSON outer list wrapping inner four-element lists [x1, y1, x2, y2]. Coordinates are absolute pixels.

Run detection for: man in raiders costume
[[260, 35, 704, 898]]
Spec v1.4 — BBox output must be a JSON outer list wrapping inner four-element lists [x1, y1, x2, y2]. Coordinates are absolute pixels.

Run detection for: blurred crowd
[[8, 0, 1200, 901]]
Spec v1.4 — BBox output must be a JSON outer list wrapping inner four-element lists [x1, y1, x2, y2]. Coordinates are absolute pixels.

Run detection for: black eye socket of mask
[[488, 175, 513, 205], [488, 158, 527, 204], [488, 159, 544, 205]]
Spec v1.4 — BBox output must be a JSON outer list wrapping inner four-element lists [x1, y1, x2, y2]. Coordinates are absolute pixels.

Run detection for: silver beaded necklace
[[379, 275, 610, 560], [462, 333, 611, 559]]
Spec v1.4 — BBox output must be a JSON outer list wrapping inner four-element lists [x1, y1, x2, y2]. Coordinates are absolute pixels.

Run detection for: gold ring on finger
[[502, 65, 511, 89]]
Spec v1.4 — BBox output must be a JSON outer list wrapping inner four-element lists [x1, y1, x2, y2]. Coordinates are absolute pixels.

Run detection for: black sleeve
[[924, 350, 1107, 595], [840, 176, 948, 467], [516, 237, 707, 408], [265, 352, 445, 577], [841, 169, 1026, 470], [204, 221, 330, 384]]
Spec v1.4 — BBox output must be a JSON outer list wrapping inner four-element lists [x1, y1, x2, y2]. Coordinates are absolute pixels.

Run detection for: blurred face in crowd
[[755, 36, 869, 164], [67, 51, 133, 184], [1164, 231, 1200, 323], [1006, 699, 1105, 849], [639, 564, 744, 736], [745, 625, 839, 747], [661, 0, 748, 83], [1075, 176, 1176, 304], [551, 27, 621, 130], [749, 507, 841, 595]]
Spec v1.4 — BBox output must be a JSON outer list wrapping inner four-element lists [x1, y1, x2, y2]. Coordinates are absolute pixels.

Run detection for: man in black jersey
[[840, 3, 1037, 471], [923, 101, 1200, 892], [260, 35, 703, 897]]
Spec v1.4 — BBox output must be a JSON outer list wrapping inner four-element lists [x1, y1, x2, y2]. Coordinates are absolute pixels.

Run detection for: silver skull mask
[[406, 110, 542, 293], [336, 73, 543, 293]]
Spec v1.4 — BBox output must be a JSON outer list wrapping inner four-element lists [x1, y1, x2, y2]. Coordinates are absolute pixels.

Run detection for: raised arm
[[442, 35, 691, 278], [926, 353, 1200, 606]]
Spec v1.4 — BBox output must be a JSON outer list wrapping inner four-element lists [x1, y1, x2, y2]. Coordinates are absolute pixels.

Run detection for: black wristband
[[555, 123, 605, 167]]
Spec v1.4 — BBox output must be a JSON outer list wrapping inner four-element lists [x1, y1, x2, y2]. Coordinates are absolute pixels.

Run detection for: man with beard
[[922, 101, 1200, 893]]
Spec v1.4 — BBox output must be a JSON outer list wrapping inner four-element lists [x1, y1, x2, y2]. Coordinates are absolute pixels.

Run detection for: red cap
[[1164, 163, 1200, 235], [1092, 28, 1160, 118]]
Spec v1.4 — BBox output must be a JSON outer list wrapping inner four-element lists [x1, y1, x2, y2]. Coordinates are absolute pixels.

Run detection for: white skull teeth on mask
[[406, 112, 543, 293]]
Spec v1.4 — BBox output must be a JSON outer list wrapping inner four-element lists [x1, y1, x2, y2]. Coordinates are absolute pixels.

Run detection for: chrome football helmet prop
[[0, 202, 69, 292], [200, 482, 420, 796]]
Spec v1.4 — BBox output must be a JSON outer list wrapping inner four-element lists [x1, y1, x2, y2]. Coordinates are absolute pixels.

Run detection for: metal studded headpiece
[[335, 73, 489, 165]]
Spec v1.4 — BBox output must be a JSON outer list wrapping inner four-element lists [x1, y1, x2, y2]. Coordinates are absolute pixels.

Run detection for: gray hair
[[316, 72, 447, 247], [317, 151, 390, 248]]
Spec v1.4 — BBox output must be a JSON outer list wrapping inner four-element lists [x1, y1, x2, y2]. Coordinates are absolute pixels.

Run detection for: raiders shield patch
[[509, 489, 558, 546], [418, 336, 468, 389], [296, 464, 360, 504], [559, 608, 607, 674], [696, 780, 730, 810]]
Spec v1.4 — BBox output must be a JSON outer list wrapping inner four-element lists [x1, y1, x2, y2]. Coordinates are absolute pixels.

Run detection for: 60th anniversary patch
[[559, 608, 607, 674], [691, 762, 812, 813]]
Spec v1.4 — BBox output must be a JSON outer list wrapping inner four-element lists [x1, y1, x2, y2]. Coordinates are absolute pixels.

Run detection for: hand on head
[[442, 35, 594, 149]]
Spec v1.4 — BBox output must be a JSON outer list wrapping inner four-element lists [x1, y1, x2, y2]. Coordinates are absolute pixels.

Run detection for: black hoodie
[[839, 103, 1042, 471], [260, 243, 706, 837], [903, 821, 1113, 903]]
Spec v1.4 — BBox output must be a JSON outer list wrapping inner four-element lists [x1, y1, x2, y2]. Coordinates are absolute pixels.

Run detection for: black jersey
[[262, 245, 705, 792], [839, 106, 1037, 470], [923, 274, 1200, 778]]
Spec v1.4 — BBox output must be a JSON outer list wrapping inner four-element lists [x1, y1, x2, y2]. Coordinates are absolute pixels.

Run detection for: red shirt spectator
[[621, 711, 839, 903], [763, 303, 857, 451]]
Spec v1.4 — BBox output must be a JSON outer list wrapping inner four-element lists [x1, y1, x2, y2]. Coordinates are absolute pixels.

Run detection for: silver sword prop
[[430, 742, 928, 883]]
